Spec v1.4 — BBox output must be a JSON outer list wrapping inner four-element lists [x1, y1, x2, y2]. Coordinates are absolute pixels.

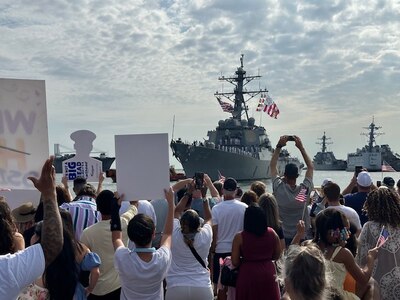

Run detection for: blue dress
[[75, 252, 101, 300]]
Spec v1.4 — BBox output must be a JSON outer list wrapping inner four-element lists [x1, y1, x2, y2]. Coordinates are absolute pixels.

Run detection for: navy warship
[[346, 119, 400, 172], [313, 132, 347, 170], [170, 55, 303, 181]]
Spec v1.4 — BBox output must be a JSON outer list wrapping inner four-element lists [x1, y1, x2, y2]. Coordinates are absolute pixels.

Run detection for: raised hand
[[28, 156, 56, 198]]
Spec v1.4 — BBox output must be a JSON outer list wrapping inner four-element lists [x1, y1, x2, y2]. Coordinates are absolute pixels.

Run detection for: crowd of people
[[1, 135, 400, 300]]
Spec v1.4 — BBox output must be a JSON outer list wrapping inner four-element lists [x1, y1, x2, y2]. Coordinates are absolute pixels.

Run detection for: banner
[[0, 78, 49, 190]]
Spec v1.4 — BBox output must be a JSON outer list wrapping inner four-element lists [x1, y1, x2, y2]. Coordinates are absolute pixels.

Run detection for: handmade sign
[[115, 133, 170, 201]]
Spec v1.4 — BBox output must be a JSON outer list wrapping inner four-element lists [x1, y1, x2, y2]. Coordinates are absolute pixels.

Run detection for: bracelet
[[276, 144, 284, 148]]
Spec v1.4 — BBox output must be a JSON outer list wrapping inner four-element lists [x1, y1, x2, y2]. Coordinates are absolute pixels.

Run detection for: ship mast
[[214, 54, 267, 121], [316, 132, 332, 153], [361, 117, 384, 151]]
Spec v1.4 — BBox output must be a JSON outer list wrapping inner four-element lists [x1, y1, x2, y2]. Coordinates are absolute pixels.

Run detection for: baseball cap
[[383, 177, 395, 188], [223, 177, 238, 191], [321, 178, 333, 187], [357, 171, 372, 187], [284, 163, 299, 178]]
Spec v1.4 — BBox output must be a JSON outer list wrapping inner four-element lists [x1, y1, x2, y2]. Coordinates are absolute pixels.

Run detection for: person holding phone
[[342, 171, 374, 226], [270, 135, 314, 247]]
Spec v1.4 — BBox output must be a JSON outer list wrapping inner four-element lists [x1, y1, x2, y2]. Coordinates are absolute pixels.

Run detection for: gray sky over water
[[1, 0, 399, 167]]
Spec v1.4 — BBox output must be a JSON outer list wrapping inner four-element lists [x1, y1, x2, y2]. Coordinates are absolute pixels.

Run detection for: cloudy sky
[[1, 0, 399, 168]]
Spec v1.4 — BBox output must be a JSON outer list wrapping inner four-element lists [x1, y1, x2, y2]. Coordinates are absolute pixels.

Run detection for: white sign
[[115, 133, 170, 201], [0, 78, 49, 190], [62, 130, 102, 182]]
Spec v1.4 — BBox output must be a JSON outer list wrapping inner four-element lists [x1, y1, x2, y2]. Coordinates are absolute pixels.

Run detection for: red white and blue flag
[[382, 161, 396, 172], [217, 97, 234, 113], [295, 187, 308, 202], [376, 226, 389, 247], [256, 93, 280, 118]]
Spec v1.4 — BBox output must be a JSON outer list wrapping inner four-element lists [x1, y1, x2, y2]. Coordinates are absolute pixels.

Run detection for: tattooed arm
[[29, 156, 63, 267]]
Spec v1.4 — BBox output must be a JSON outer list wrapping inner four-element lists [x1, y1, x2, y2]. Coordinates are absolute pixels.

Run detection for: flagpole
[[301, 201, 307, 221]]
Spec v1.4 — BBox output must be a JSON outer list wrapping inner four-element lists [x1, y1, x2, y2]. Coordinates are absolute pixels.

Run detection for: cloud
[[0, 0, 399, 163]]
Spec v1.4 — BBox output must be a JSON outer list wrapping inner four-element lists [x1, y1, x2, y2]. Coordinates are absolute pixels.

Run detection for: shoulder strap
[[330, 246, 342, 260], [187, 244, 208, 269]]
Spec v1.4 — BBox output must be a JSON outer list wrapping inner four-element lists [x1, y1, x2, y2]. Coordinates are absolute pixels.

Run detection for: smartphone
[[354, 166, 363, 177], [287, 135, 295, 141], [194, 172, 204, 189], [377, 180, 381, 187]]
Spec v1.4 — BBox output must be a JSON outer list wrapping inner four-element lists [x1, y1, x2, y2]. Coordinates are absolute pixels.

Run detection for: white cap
[[321, 178, 333, 187], [357, 171, 372, 187]]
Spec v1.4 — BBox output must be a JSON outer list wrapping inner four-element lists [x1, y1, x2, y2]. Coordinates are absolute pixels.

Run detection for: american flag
[[218, 170, 225, 183], [382, 161, 396, 172], [376, 226, 389, 247], [217, 97, 234, 113], [295, 187, 308, 202]]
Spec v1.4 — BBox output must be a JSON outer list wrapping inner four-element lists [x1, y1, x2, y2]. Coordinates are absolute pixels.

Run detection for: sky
[[1, 0, 399, 168]]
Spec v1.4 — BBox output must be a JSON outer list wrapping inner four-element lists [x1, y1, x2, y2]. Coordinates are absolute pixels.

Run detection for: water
[[56, 170, 399, 196]]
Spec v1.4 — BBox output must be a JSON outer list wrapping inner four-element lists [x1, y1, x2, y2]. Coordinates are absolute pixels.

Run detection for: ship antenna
[[240, 54, 244, 68], [172, 115, 175, 140]]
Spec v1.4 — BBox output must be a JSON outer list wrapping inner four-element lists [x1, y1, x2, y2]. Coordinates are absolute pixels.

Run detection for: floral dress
[[357, 222, 400, 300]]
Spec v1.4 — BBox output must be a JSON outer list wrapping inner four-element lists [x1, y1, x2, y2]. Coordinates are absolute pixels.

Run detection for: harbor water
[[57, 170, 399, 198]]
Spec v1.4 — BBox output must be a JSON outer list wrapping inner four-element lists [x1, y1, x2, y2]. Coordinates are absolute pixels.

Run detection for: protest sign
[[115, 133, 170, 201]]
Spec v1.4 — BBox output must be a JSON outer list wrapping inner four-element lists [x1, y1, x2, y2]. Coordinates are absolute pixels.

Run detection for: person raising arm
[[0, 156, 63, 299]]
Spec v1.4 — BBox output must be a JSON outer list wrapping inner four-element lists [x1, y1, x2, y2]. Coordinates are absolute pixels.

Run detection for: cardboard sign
[[115, 133, 170, 201], [62, 130, 102, 182], [0, 78, 49, 190]]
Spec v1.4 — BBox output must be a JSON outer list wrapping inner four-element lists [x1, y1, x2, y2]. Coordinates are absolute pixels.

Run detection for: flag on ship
[[257, 93, 280, 118], [376, 226, 389, 247], [217, 97, 234, 113], [382, 161, 396, 172], [295, 187, 308, 202]]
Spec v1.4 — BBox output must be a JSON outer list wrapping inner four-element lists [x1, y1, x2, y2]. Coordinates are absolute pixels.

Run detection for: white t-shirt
[[114, 245, 171, 300], [0, 244, 45, 299], [211, 199, 247, 253], [166, 219, 212, 289], [325, 205, 362, 231]]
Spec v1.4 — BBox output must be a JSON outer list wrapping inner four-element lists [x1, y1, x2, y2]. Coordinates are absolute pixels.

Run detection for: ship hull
[[346, 152, 382, 172], [54, 156, 115, 174], [314, 163, 347, 171], [171, 142, 301, 181]]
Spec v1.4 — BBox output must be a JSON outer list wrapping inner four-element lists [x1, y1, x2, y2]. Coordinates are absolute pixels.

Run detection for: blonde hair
[[283, 244, 330, 300]]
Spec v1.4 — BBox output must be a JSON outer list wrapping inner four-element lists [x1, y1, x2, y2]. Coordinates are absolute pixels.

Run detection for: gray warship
[[313, 132, 347, 170], [170, 55, 303, 181], [347, 119, 400, 172]]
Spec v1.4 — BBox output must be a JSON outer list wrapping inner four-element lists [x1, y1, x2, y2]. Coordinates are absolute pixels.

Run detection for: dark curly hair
[[363, 188, 400, 227], [0, 201, 16, 254]]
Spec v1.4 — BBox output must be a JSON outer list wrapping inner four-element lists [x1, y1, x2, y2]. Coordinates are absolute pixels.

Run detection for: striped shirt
[[60, 196, 100, 240]]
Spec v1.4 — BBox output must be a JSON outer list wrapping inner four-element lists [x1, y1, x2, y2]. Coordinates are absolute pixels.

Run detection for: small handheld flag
[[295, 187, 308, 202], [376, 226, 389, 247], [217, 170, 225, 183], [382, 161, 396, 172]]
